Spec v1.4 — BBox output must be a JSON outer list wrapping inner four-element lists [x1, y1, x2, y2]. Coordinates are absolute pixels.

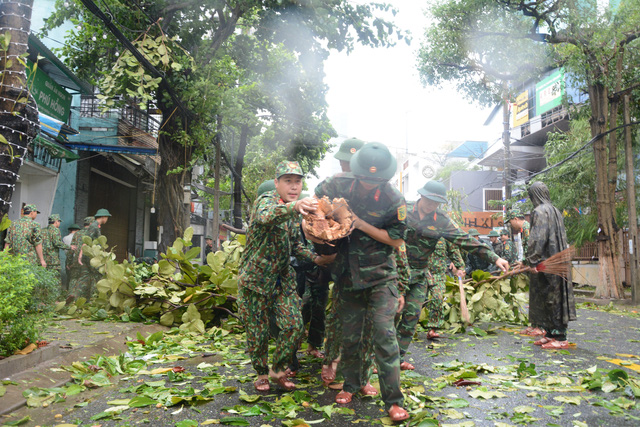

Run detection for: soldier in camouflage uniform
[[42, 214, 75, 286], [488, 229, 503, 255], [500, 229, 517, 264], [465, 229, 493, 275], [315, 142, 409, 421], [506, 209, 530, 261], [237, 161, 334, 392], [66, 216, 93, 295], [423, 238, 465, 338], [320, 138, 365, 386], [5, 204, 46, 267], [403, 181, 509, 353], [70, 209, 111, 300]]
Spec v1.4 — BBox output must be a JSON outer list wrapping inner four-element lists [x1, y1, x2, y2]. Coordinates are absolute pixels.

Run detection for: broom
[[468, 246, 575, 287], [458, 276, 471, 325]]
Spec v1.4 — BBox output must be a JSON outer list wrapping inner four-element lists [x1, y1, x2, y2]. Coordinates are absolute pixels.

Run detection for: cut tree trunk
[[0, 0, 36, 217]]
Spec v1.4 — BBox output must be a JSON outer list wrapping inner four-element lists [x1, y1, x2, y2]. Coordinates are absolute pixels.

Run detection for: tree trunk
[[232, 125, 248, 229], [0, 0, 36, 217], [156, 107, 191, 253], [589, 81, 624, 299]]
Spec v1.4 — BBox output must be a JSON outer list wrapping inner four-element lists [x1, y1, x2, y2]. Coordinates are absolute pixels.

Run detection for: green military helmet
[[468, 228, 480, 236], [417, 180, 447, 203], [68, 223, 81, 231], [23, 203, 40, 214], [84, 216, 95, 226], [257, 179, 276, 196], [349, 142, 397, 181], [500, 229, 510, 236], [488, 229, 500, 237], [275, 160, 304, 179], [49, 214, 61, 223], [505, 208, 524, 222], [95, 208, 112, 218], [334, 137, 365, 161], [205, 235, 213, 240]]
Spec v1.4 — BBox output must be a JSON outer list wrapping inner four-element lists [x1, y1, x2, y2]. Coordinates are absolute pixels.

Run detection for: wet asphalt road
[[4, 306, 640, 427]]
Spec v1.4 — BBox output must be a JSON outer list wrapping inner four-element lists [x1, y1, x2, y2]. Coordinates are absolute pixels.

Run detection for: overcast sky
[[308, 0, 503, 186]]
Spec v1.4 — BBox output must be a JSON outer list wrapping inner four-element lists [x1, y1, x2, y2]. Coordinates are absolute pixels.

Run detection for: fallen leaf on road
[[14, 343, 37, 355]]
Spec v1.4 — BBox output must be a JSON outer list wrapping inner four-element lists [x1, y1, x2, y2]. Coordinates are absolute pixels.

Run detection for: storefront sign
[[513, 90, 529, 127], [536, 68, 564, 115], [26, 60, 72, 122], [460, 211, 504, 235]]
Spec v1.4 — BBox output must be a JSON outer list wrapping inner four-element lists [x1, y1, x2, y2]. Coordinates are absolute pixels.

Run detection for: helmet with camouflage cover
[[275, 160, 304, 179]]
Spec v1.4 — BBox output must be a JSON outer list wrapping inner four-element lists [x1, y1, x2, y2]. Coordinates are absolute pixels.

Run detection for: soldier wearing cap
[[204, 235, 214, 257], [505, 208, 530, 261], [66, 216, 94, 295], [5, 203, 46, 267], [42, 214, 75, 285], [63, 223, 81, 246], [400, 181, 508, 351], [237, 160, 335, 393], [315, 142, 409, 421]]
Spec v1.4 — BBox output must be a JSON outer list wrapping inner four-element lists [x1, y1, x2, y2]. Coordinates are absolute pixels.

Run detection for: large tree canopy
[[417, 0, 640, 298], [43, 0, 407, 249]]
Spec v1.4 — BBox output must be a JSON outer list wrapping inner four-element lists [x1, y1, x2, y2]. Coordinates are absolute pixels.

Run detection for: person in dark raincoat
[[526, 181, 576, 349]]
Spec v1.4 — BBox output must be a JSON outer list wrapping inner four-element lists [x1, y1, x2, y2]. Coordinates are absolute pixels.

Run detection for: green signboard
[[535, 68, 565, 116], [26, 60, 72, 122]]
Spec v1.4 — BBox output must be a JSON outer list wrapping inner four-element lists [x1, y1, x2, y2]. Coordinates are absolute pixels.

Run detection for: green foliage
[[423, 272, 529, 332], [0, 250, 60, 356], [59, 228, 244, 330]]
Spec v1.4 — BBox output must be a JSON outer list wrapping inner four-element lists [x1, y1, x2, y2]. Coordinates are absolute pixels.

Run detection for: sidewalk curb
[[0, 322, 167, 417]]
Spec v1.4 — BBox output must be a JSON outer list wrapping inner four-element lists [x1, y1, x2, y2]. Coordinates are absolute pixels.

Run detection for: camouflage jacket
[[67, 228, 89, 268], [393, 244, 410, 294], [6, 216, 42, 264], [491, 240, 504, 257], [521, 220, 530, 258], [86, 221, 101, 240], [239, 190, 315, 296], [315, 173, 407, 291], [501, 239, 517, 264], [428, 238, 465, 276], [404, 201, 498, 270], [42, 225, 70, 267]]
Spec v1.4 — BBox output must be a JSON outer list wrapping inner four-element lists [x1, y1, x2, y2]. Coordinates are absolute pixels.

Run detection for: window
[[484, 188, 503, 211]]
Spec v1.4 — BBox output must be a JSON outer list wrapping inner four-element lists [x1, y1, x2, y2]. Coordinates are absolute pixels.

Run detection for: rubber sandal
[[527, 327, 546, 337], [388, 404, 409, 422], [400, 361, 415, 371], [518, 326, 534, 335], [271, 375, 296, 391], [534, 337, 551, 346], [321, 365, 336, 385], [360, 382, 378, 396], [336, 390, 353, 404], [541, 340, 569, 349], [254, 378, 270, 392], [284, 368, 297, 377], [427, 330, 440, 339], [307, 348, 325, 359]]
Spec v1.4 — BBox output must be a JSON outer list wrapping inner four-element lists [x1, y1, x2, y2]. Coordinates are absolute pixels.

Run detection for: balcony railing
[[79, 95, 161, 136], [28, 142, 62, 171]]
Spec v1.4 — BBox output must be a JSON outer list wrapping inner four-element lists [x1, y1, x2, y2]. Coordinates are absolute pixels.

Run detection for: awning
[[34, 136, 80, 162], [39, 113, 79, 140], [63, 143, 158, 156]]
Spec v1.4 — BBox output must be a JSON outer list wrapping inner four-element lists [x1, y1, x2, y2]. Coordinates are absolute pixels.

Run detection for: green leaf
[[183, 227, 194, 243], [176, 420, 198, 427], [160, 312, 175, 326], [128, 395, 158, 407], [184, 246, 201, 260], [220, 417, 250, 426], [2, 416, 31, 426], [607, 368, 629, 385]]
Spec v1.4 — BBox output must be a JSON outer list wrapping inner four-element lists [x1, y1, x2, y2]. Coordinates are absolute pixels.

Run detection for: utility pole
[[212, 134, 221, 252], [502, 97, 512, 199], [624, 95, 639, 303]]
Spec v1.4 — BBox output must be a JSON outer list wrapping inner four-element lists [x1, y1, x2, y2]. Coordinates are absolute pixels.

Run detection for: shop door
[[89, 172, 131, 260]]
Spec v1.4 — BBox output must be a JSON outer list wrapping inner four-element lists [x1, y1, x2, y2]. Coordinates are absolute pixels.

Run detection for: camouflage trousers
[[396, 268, 429, 359], [324, 284, 376, 383], [238, 285, 303, 375], [340, 282, 403, 410], [300, 268, 330, 349], [68, 265, 99, 300], [424, 272, 447, 329]]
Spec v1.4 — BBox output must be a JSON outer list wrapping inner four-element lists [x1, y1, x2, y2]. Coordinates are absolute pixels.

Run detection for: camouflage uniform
[[42, 221, 71, 282], [6, 216, 43, 265], [68, 219, 101, 299], [424, 239, 465, 329], [521, 221, 530, 258], [315, 172, 407, 410], [237, 187, 315, 375], [403, 201, 498, 350], [501, 237, 517, 264]]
